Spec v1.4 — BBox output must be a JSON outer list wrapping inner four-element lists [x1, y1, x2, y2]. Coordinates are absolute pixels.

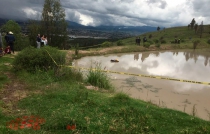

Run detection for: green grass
[[86, 62, 113, 90], [0, 56, 13, 89], [72, 25, 210, 58], [0, 55, 210, 134], [121, 25, 210, 47], [1, 25, 210, 133]]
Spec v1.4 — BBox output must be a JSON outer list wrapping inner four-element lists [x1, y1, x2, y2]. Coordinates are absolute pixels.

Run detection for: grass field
[[0, 25, 210, 133]]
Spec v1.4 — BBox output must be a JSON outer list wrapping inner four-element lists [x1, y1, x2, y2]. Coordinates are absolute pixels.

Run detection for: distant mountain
[[0, 18, 157, 36], [66, 20, 157, 35]]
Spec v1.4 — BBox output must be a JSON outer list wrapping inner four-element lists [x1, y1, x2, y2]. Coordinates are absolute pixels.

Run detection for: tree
[[41, 0, 68, 49], [1, 20, 29, 50], [27, 20, 41, 47], [198, 21, 204, 38], [190, 18, 196, 29], [194, 23, 198, 33]]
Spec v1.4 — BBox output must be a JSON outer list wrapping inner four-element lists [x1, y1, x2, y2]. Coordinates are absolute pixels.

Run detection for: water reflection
[[75, 50, 210, 91], [134, 53, 139, 61]]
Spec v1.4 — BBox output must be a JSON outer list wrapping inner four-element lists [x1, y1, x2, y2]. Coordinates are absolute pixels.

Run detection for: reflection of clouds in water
[[76, 51, 210, 91], [170, 81, 209, 92]]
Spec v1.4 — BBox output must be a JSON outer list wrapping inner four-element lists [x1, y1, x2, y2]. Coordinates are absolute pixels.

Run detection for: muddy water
[[74, 49, 210, 121]]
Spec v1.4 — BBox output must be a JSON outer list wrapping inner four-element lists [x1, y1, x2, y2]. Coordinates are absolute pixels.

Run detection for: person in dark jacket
[[4, 32, 9, 45], [36, 34, 41, 48], [7, 31, 15, 54], [0, 32, 3, 48]]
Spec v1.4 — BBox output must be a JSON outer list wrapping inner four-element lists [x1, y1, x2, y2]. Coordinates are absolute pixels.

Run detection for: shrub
[[207, 39, 210, 44], [160, 40, 167, 44], [117, 40, 124, 46], [159, 36, 164, 40], [155, 43, 161, 48], [75, 44, 79, 55], [148, 34, 152, 39], [101, 41, 112, 47], [13, 46, 66, 72], [147, 40, 153, 45], [193, 40, 200, 49], [153, 39, 159, 44], [86, 62, 112, 90], [143, 42, 150, 48], [181, 39, 185, 43]]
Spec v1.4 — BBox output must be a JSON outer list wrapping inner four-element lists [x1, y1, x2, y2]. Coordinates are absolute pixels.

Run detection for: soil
[[0, 71, 29, 115]]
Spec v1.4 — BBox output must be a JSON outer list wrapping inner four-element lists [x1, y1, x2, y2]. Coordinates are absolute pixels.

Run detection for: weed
[[192, 104, 197, 116], [86, 62, 112, 90]]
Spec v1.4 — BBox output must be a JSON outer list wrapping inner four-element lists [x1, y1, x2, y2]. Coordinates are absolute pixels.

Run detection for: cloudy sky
[[0, 0, 209, 27]]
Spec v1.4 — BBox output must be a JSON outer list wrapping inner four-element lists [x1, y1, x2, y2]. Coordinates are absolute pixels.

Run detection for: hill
[[119, 24, 210, 47]]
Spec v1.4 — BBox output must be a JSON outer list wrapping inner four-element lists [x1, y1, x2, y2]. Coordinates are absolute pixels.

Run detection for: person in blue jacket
[[7, 31, 15, 54]]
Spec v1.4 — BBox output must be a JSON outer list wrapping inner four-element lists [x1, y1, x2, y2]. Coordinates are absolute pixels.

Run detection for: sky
[[0, 0, 209, 27]]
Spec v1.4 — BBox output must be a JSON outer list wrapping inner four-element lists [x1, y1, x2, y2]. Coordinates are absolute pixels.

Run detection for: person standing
[[44, 36, 48, 46], [0, 32, 3, 48], [139, 37, 141, 45], [36, 34, 41, 48], [4, 32, 9, 45], [0, 32, 3, 56], [41, 35, 45, 47], [7, 31, 15, 54]]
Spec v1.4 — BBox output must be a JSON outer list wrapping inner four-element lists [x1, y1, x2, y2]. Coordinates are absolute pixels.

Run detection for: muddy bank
[[74, 49, 210, 121]]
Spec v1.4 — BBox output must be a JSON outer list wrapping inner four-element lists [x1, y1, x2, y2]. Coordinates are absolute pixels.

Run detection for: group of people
[[0, 31, 15, 56], [36, 34, 48, 48], [135, 36, 147, 45]]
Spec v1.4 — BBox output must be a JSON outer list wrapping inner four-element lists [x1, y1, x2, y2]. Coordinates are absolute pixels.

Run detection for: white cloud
[[0, 0, 209, 27]]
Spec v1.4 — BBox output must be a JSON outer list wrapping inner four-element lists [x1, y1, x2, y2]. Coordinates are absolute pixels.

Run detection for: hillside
[[120, 25, 210, 47], [1, 25, 210, 133]]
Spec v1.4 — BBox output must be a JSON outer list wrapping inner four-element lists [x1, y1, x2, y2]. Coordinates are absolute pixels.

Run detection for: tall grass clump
[[101, 41, 112, 47], [143, 42, 150, 48], [12, 46, 66, 72], [55, 67, 83, 82], [86, 62, 112, 90]]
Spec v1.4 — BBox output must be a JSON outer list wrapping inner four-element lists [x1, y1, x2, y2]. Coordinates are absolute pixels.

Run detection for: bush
[[143, 42, 150, 48], [86, 62, 112, 90], [207, 39, 210, 44], [160, 40, 167, 44], [75, 44, 79, 55], [155, 43, 161, 48], [153, 39, 159, 44], [117, 40, 124, 46], [181, 39, 185, 43], [148, 34, 152, 39], [13, 46, 66, 72], [193, 40, 200, 49], [101, 41, 112, 47], [147, 40, 153, 45]]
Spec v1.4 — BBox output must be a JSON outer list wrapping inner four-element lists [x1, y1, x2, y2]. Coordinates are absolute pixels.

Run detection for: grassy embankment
[[0, 25, 210, 133], [72, 25, 210, 58]]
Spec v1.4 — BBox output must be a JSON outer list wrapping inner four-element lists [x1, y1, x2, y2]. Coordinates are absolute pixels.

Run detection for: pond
[[74, 49, 210, 121]]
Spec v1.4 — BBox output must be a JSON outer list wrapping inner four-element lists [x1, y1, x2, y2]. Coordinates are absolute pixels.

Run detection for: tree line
[[188, 18, 205, 38], [0, 0, 68, 50]]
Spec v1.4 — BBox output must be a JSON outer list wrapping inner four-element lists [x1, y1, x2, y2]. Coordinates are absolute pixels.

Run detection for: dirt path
[[0, 70, 29, 115]]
